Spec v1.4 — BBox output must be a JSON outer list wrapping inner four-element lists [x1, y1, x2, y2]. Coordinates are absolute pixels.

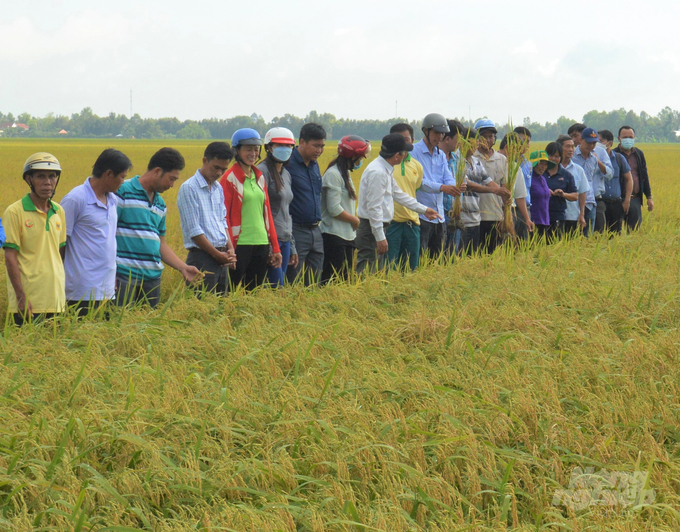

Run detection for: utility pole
[[130, 89, 133, 118]]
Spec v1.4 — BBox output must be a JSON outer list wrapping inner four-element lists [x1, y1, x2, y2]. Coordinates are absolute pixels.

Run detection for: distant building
[[0, 122, 29, 135], [58, 129, 68, 135]]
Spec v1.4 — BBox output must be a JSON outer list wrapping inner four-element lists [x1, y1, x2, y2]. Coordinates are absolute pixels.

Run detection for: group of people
[[0, 115, 653, 325]]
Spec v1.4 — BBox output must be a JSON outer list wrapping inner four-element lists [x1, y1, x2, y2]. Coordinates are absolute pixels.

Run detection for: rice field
[[0, 139, 679, 530]]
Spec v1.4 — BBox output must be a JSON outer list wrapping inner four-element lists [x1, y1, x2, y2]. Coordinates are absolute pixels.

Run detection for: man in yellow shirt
[[3, 153, 67, 325], [386, 123, 424, 271]]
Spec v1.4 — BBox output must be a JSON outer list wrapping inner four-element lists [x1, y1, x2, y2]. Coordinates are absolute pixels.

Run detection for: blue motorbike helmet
[[231, 128, 263, 147]]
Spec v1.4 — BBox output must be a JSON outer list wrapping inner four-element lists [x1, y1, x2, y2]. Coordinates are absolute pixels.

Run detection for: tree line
[[1, 107, 679, 142]]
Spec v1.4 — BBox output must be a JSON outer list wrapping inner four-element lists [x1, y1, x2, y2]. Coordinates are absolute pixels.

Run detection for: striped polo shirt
[[115, 176, 167, 281]]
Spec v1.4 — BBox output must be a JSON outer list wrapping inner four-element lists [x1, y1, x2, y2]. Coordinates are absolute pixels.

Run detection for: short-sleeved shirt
[[392, 155, 423, 225], [603, 151, 631, 200], [61, 177, 118, 301], [475, 150, 507, 222], [3, 195, 67, 313], [461, 156, 493, 228], [563, 162, 590, 222], [238, 172, 269, 245], [115, 176, 167, 281], [545, 167, 577, 222]]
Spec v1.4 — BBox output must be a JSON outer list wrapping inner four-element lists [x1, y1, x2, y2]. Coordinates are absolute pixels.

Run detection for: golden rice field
[[0, 138, 680, 531]]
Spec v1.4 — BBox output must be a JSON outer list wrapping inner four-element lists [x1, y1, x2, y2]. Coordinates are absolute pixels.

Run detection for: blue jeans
[[266, 240, 291, 287], [584, 205, 596, 237]]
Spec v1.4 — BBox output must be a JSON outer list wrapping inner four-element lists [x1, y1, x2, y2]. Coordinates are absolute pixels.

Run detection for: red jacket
[[220, 163, 280, 253]]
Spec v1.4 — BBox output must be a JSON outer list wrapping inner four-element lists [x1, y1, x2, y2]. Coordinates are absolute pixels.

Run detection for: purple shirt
[[61, 177, 118, 301], [529, 171, 551, 226]]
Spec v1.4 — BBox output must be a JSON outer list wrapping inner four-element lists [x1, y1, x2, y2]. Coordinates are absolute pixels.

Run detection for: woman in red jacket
[[220, 128, 282, 289]]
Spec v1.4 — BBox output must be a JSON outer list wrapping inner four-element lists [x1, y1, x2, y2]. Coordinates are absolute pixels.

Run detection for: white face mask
[[596, 142, 607, 151]]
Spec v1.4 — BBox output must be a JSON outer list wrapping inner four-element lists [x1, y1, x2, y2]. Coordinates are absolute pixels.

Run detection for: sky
[[2, 0, 680, 125]]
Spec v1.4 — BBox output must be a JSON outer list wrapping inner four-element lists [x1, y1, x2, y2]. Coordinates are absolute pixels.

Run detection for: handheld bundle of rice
[[448, 133, 476, 231], [500, 130, 528, 238]]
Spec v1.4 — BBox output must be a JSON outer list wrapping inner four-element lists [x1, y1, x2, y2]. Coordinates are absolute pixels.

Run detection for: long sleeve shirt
[[573, 146, 613, 203], [320, 165, 357, 241], [410, 140, 454, 223], [177, 169, 229, 250], [357, 156, 428, 241]]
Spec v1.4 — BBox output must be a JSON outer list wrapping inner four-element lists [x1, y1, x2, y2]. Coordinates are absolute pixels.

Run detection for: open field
[[0, 139, 679, 530]]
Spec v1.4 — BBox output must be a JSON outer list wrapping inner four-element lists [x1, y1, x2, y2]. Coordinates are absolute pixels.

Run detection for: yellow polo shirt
[[3, 195, 67, 314], [392, 155, 424, 224]]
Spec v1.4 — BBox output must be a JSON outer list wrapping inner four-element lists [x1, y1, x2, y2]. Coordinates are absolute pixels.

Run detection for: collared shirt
[[392, 154, 424, 224], [603, 151, 631, 200], [115, 176, 167, 281], [443, 150, 460, 215], [177, 169, 229, 250], [258, 161, 295, 253], [475, 150, 507, 222], [460, 156, 493, 228], [3, 195, 66, 313], [411, 140, 455, 223], [321, 165, 357, 241], [545, 167, 577, 222], [573, 146, 613, 202], [61, 177, 118, 301], [563, 161, 590, 222], [520, 157, 532, 208], [357, 156, 427, 241], [285, 147, 322, 225]]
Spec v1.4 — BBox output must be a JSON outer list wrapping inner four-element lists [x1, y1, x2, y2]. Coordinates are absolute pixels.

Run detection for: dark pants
[[514, 206, 530, 240], [479, 220, 501, 254], [67, 299, 110, 319], [12, 312, 57, 327], [266, 240, 291, 287], [564, 220, 579, 236], [321, 233, 355, 284], [419, 220, 445, 259], [287, 224, 324, 286], [603, 199, 624, 234], [625, 196, 643, 231], [534, 224, 550, 239], [232, 244, 269, 290], [386, 221, 420, 271], [116, 274, 162, 308], [594, 199, 607, 233], [459, 225, 481, 256], [549, 220, 564, 240], [356, 218, 388, 274], [186, 247, 230, 296]]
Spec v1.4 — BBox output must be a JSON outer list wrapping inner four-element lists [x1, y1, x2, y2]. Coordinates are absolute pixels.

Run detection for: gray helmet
[[422, 113, 450, 133]]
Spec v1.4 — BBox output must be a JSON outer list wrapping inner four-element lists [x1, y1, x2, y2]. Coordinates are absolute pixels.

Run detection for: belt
[[215, 246, 228, 252], [294, 221, 320, 228], [602, 198, 622, 204]]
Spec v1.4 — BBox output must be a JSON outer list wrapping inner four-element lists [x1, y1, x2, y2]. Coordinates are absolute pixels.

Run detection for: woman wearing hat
[[220, 128, 282, 290], [320, 135, 370, 283], [528, 150, 554, 239], [258, 127, 297, 287]]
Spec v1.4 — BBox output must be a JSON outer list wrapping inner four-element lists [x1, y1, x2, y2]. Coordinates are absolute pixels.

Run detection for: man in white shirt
[[356, 134, 440, 274]]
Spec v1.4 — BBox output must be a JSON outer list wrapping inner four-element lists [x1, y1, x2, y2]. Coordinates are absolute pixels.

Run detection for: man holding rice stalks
[[474, 119, 512, 253], [411, 113, 463, 260], [498, 133, 533, 240]]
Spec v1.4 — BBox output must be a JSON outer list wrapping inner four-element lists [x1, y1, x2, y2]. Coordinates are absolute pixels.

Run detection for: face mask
[[596, 142, 607, 151], [621, 138, 635, 150], [353, 160, 363, 170], [272, 146, 293, 162]]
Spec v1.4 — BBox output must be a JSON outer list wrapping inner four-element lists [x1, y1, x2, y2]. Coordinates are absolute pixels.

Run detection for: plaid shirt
[[461, 156, 493, 227], [177, 170, 229, 249]]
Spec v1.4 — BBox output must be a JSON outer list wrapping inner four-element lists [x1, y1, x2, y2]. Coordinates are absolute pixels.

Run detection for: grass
[[0, 139, 679, 530]]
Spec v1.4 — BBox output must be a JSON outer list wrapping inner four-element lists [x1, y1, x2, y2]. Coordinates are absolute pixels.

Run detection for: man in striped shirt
[[115, 148, 201, 308]]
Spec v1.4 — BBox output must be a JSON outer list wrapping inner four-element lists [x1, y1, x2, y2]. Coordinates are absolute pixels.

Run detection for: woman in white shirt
[[320, 135, 369, 283]]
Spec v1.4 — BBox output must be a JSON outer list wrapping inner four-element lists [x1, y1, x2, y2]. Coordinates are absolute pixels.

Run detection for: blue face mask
[[353, 160, 363, 170], [272, 146, 293, 162], [620, 138, 635, 150]]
